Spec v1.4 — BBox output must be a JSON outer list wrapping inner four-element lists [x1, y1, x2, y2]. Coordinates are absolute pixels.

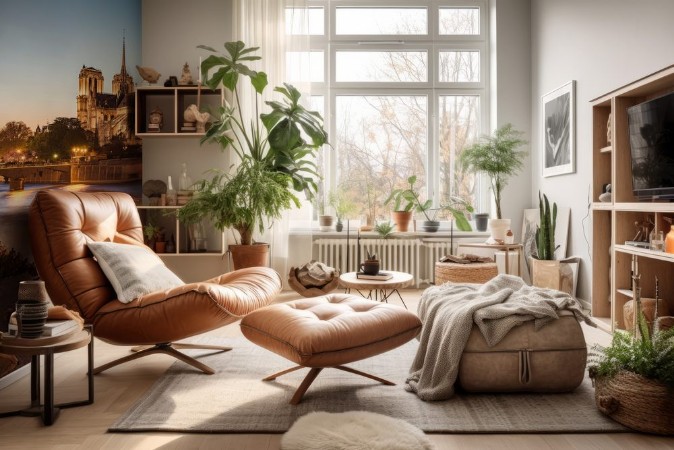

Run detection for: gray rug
[[109, 337, 626, 433]]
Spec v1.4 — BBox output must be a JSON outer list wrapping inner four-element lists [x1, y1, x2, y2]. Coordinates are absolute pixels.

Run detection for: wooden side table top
[[457, 242, 523, 251], [0, 329, 91, 356], [339, 271, 414, 290]]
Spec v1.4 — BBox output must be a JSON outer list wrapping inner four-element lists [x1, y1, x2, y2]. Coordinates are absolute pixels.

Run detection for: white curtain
[[232, 0, 310, 283]]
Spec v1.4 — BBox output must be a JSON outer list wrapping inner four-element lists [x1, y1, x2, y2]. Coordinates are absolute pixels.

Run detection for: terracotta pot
[[318, 215, 335, 232], [154, 241, 166, 253], [391, 211, 413, 232], [230, 243, 269, 270]]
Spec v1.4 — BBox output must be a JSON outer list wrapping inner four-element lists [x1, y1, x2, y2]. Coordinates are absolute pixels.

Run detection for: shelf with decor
[[136, 205, 225, 256], [134, 86, 223, 136], [591, 63, 674, 333]]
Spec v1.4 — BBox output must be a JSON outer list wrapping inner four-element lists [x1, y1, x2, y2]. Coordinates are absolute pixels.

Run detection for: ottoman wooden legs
[[263, 365, 395, 405]]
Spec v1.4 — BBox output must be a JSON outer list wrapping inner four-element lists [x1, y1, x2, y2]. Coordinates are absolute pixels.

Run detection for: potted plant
[[384, 176, 417, 232], [589, 310, 674, 434], [529, 192, 577, 294], [385, 175, 473, 233], [143, 223, 162, 251], [315, 194, 334, 232], [329, 188, 357, 232], [374, 221, 395, 239], [178, 41, 328, 268], [460, 123, 527, 242]]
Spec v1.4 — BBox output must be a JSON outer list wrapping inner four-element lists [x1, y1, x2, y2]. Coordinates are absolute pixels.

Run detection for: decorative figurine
[[136, 65, 161, 84], [148, 107, 163, 132], [179, 62, 194, 85]]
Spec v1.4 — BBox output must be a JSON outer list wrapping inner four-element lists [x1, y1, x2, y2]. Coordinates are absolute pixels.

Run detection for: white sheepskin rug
[[281, 411, 435, 450]]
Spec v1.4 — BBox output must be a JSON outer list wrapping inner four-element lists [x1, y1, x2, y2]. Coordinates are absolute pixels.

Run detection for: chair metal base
[[94, 342, 231, 375], [263, 364, 395, 405]]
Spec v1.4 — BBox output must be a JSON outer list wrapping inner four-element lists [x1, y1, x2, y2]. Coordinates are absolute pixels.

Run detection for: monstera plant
[[177, 41, 328, 268]]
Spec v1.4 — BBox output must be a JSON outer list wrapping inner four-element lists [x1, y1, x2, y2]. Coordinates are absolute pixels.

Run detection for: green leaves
[[460, 123, 527, 219], [535, 192, 557, 260], [589, 314, 674, 388]]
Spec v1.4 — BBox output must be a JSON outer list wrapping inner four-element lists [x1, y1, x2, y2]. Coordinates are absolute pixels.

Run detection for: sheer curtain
[[232, 0, 310, 282]]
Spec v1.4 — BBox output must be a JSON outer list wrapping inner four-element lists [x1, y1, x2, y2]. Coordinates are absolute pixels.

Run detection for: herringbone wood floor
[[0, 290, 672, 450]]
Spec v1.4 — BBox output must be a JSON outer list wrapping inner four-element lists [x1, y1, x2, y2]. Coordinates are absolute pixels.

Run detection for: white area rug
[[281, 411, 434, 450], [109, 337, 626, 433]]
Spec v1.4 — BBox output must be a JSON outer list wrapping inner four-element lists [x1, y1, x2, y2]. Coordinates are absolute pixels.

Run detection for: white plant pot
[[488, 218, 511, 244]]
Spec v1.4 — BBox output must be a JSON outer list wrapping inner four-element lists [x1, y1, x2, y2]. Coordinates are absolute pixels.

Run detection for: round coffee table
[[339, 271, 414, 309]]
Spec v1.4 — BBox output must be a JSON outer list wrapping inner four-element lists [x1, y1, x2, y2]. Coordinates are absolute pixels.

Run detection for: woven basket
[[591, 370, 674, 435], [435, 262, 498, 285]]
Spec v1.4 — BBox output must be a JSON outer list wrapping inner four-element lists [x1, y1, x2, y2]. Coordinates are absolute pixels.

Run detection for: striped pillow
[[87, 242, 184, 303]]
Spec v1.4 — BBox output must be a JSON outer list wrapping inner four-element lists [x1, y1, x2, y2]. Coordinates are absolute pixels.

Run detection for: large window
[[287, 1, 489, 226]]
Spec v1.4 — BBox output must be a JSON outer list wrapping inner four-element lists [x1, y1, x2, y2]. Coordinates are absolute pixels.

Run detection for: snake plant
[[535, 192, 558, 260]]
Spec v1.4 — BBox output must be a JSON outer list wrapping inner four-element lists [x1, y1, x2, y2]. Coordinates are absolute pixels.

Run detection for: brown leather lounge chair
[[28, 190, 281, 374]]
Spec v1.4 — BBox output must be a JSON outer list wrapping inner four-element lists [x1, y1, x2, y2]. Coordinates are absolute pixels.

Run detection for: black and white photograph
[[542, 80, 575, 177]]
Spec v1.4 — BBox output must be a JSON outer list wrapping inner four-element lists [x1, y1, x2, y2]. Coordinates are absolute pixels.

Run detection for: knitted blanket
[[405, 274, 594, 401]]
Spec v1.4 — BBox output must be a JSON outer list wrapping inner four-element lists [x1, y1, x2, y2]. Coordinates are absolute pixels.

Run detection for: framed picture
[[542, 80, 575, 177]]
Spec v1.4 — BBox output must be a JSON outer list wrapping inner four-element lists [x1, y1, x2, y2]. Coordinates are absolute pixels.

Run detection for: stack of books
[[356, 271, 393, 280], [181, 121, 196, 132], [8, 319, 80, 338]]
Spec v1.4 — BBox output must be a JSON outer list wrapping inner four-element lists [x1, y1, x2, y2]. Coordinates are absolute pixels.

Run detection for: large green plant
[[535, 192, 558, 260], [177, 159, 299, 245], [199, 41, 327, 196], [384, 175, 473, 231], [178, 41, 328, 244], [460, 123, 527, 219]]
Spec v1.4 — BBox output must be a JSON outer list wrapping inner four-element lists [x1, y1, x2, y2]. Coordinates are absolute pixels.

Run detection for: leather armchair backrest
[[29, 190, 144, 322]]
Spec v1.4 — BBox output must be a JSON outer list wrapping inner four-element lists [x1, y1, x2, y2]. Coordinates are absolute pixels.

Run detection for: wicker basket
[[435, 262, 498, 285], [591, 370, 674, 435]]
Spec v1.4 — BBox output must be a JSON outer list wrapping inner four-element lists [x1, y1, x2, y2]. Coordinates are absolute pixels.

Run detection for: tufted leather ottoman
[[240, 293, 422, 404]]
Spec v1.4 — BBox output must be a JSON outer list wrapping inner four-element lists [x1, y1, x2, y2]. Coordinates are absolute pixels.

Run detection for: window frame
[[288, 0, 490, 221]]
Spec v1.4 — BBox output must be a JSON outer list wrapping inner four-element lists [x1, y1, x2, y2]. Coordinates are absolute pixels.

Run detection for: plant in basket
[[588, 309, 674, 434]]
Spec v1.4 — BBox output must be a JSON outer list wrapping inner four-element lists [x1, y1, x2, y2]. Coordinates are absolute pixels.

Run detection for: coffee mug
[[360, 260, 380, 275]]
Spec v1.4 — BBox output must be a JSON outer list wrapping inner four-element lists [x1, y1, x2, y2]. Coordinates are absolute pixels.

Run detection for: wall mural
[[0, 1, 142, 359]]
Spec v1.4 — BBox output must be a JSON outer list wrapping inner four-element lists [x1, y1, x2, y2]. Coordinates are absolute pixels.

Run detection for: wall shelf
[[134, 86, 223, 136]]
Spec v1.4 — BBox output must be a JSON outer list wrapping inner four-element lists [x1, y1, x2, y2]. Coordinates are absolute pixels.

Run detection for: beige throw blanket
[[405, 274, 594, 401]]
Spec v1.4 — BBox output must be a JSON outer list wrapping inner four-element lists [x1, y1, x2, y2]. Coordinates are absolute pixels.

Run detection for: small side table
[[0, 326, 93, 426], [456, 243, 523, 276], [339, 271, 414, 309]]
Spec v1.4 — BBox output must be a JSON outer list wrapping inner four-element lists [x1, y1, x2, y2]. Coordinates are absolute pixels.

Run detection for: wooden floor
[[0, 290, 672, 450]]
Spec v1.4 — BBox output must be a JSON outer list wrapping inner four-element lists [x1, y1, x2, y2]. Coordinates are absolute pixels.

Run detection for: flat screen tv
[[628, 90, 674, 200]]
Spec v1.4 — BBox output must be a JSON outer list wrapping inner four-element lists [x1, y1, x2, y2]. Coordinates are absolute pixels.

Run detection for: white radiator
[[420, 240, 454, 285], [314, 238, 421, 286]]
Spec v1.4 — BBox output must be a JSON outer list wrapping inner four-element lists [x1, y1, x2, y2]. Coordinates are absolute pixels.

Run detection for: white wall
[[142, 0, 233, 281], [491, 0, 532, 243], [531, 0, 674, 301]]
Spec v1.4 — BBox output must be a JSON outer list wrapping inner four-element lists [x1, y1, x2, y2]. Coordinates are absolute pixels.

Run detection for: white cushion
[[87, 242, 184, 304]]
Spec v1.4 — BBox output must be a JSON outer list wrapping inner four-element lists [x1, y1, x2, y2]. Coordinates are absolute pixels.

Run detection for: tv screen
[[628, 91, 674, 200]]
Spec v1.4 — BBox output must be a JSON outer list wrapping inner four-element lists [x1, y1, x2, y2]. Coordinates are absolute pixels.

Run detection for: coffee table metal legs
[[344, 287, 408, 309]]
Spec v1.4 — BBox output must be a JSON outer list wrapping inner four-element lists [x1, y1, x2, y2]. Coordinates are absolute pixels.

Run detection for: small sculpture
[[179, 62, 194, 85], [606, 113, 612, 146], [185, 104, 210, 133], [148, 107, 163, 132], [136, 65, 161, 84]]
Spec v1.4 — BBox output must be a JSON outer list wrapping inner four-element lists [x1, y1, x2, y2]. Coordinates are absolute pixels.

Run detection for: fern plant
[[374, 221, 395, 239], [589, 312, 674, 388]]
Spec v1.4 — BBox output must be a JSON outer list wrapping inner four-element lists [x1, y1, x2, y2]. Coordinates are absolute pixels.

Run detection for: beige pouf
[[458, 310, 587, 393], [241, 293, 422, 404], [435, 261, 498, 285]]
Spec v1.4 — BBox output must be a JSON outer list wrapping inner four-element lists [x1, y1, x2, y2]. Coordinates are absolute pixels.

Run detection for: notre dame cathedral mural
[[76, 37, 139, 149], [0, 0, 141, 368]]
